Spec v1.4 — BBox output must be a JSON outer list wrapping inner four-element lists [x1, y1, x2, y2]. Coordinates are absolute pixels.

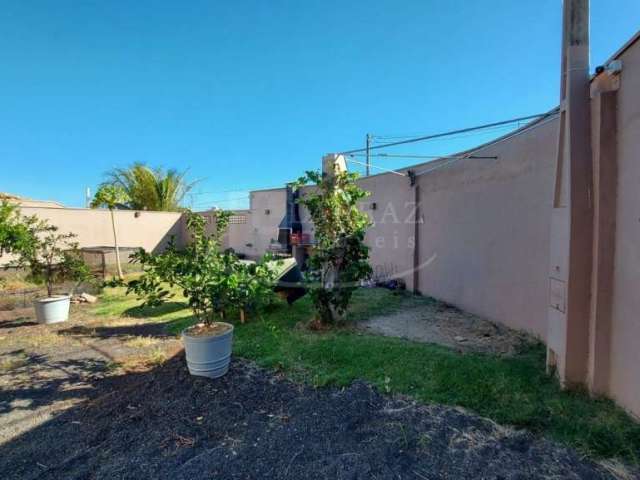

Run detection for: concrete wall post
[[546, 0, 594, 385]]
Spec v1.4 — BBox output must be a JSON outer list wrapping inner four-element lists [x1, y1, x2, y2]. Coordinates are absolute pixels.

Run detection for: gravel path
[[1, 353, 617, 480]]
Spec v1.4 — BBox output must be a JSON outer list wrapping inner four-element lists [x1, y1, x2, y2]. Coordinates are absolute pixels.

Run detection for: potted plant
[[127, 212, 237, 377], [1, 204, 93, 324]]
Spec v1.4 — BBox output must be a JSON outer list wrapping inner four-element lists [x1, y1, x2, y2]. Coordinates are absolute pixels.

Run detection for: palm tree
[[103, 163, 196, 211], [91, 185, 129, 280]]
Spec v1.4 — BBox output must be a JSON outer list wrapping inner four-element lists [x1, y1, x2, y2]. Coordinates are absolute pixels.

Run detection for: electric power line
[[190, 181, 295, 198], [348, 153, 498, 160], [411, 114, 560, 178], [340, 111, 555, 155], [371, 122, 519, 141], [345, 158, 407, 177]]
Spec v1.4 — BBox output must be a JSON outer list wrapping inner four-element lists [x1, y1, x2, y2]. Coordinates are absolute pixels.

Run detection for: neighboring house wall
[[223, 189, 287, 259], [222, 210, 252, 256], [357, 174, 416, 289], [247, 188, 287, 257], [0, 206, 186, 266]]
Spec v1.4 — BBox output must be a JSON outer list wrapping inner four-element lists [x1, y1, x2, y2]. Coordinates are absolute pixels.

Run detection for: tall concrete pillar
[[546, 0, 593, 385]]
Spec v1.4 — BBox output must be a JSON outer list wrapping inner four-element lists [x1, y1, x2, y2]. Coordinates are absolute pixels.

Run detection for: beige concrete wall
[[348, 118, 558, 338], [605, 39, 640, 416], [357, 174, 416, 289], [415, 119, 558, 338], [225, 188, 286, 259], [2, 206, 185, 265], [222, 210, 252, 256]]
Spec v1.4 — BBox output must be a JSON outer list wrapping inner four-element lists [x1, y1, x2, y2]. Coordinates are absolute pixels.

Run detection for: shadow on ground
[[59, 314, 194, 339], [124, 301, 188, 318], [0, 317, 38, 329], [0, 352, 619, 480], [0, 350, 110, 416]]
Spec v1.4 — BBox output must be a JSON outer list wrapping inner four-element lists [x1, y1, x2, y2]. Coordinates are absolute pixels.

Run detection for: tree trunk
[[319, 261, 344, 325], [47, 264, 53, 297], [110, 208, 124, 280]]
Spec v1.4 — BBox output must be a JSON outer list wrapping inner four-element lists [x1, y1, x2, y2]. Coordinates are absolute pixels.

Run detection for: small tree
[[127, 211, 278, 325], [91, 185, 129, 280], [294, 169, 372, 325], [26, 230, 92, 297], [1, 207, 92, 297]]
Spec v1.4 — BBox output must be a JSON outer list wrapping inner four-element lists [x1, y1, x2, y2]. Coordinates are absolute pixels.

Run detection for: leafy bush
[[0, 202, 93, 297], [0, 201, 36, 258], [128, 211, 279, 325], [294, 169, 372, 325]]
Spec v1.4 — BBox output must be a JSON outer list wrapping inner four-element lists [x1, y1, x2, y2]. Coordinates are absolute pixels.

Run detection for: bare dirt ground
[[0, 304, 622, 479], [0, 304, 182, 444], [358, 297, 531, 355]]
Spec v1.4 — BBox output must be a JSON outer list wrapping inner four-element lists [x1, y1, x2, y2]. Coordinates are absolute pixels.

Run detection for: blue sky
[[1, 1, 639, 209]]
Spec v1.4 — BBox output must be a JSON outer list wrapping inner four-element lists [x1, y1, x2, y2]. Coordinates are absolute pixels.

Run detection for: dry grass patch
[[0, 354, 28, 371], [70, 310, 141, 329], [100, 317, 145, 328], [115, 347, 171, 372], [21, 329, 67, 349], [0, 276, 39, 293], [124, 335, 160, 349]]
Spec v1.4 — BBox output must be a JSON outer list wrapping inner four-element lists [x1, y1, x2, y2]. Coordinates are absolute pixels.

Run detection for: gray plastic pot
[[34, 295, 71, 324], [182, 323, 234, 378]]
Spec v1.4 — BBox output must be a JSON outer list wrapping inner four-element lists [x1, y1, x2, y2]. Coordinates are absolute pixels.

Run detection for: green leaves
[[127, 210, 277, 325], [295, 169, 372, 325], [0, 201, 36, 258], [91, 184, 129, 210], [0, 203, 93, 296], [99, 163, 197, 212]]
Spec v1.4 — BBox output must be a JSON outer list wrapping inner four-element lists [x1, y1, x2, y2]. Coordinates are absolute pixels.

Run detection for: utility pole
[[547, 0, 593, 386], [365, 133, 371, 176]]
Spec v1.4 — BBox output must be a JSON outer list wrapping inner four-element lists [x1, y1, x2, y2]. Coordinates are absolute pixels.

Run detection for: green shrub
[[127, 211, 279, 325], [0, 201, 93, 297]]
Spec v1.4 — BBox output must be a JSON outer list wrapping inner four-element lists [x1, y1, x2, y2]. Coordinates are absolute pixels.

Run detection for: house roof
[[0, 192, 65, 208]]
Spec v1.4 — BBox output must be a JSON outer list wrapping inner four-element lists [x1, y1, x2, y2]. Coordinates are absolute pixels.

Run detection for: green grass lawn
[[93, 286, 640, 464]]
